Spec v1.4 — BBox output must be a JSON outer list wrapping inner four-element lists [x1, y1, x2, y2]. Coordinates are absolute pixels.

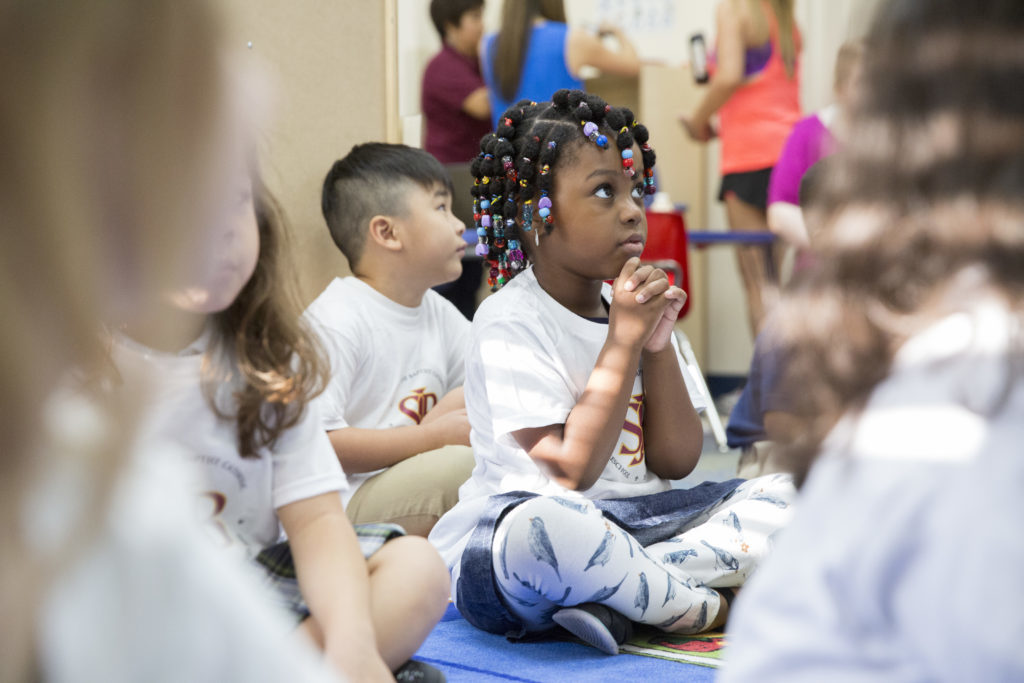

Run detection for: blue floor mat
[[414, 604, 718, 682]]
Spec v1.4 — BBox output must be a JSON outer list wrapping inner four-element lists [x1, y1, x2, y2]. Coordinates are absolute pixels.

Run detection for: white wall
[[397, 0, 883, 375]]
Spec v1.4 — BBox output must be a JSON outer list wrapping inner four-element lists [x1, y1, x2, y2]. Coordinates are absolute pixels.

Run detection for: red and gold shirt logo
[[398, 387, 438, 425], [618, 392, 645, 466]]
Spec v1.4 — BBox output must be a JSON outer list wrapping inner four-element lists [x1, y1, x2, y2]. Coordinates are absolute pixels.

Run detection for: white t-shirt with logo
[[34, 389, 340, 683], [305, 277, 472, 505], [429, 267, 707, 577], [112, 334, 348, 557]]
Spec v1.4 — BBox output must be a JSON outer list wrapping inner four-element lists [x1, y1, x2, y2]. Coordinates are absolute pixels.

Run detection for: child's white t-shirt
[[34, 389, 340, 682], [112, 334, 348, 557], [720, 300, 1024, 682], [429, 267, 707, 576], [305, 277, 472, 505]]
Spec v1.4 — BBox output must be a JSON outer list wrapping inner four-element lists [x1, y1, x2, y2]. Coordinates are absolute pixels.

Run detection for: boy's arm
[[767, 201, 810, 247], [512, 260, 670, 491], [328, 406, 470, 474], [277, 492, 392, 682], [421, 386, 464, 422], [640, 346, 703, 480], [462, 86, 490, 120]]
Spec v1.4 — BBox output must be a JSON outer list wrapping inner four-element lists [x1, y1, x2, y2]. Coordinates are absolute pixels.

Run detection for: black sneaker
[[552, 603, 633, 655], [394, 659, 445, 682]]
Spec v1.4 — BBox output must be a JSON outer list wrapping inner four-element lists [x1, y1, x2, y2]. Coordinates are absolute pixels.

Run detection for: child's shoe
[[552, 602, 633, 655], [395, 659, 445, 682]]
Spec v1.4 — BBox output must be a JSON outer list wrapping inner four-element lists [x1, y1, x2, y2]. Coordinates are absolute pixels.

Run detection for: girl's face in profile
[[171, 172, 260, 315]]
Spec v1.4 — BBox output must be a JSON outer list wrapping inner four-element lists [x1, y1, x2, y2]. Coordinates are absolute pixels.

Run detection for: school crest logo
[[618, 392, 645, 466], [398, 387, 438, 424], [199, 491, 232, 547]]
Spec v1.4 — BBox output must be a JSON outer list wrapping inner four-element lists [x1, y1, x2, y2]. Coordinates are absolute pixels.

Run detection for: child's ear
[[367, 215, 403, 252]]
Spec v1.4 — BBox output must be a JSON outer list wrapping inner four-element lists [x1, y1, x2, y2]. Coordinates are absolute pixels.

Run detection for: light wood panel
[[221, 0, 396, 305]]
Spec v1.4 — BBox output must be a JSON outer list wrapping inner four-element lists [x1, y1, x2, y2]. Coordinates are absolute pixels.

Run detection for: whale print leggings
[[491, 474, 795, 634]]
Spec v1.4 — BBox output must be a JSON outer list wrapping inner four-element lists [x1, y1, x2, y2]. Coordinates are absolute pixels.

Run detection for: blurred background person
[[0, 2, 338, 680], [766, 39, 863, 277], [722, 0, 1024, 678], [422, 0, 491, 319], [681, 0, 801, 335], [481, 0, 642, 128], [423, 0, 491, 166]]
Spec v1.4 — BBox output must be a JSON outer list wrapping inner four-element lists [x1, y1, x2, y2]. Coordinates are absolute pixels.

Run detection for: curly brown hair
[[205, 178, 329, 457], [774, 0, 1024, 485]]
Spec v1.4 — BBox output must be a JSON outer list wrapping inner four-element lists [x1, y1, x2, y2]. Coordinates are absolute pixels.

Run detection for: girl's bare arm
[[512, 260, 669, 490]]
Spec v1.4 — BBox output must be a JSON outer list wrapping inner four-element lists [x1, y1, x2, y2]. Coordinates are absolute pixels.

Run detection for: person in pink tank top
[[680, 0, 801, 335]]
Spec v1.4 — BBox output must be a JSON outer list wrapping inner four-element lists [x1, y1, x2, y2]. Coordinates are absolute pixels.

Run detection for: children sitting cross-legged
[[113, 171, 450, 682], [428, 90, 796, 655], [307, 143, 476, 537]]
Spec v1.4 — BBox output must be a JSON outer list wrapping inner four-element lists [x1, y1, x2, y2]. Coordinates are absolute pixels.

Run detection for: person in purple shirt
[[422, 0, 491, 165], [423, 0, 492, 319], [767, 40, 862, 275]]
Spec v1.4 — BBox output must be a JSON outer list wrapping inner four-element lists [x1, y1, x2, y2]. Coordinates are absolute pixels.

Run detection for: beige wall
[[221, 0, 397, 305]]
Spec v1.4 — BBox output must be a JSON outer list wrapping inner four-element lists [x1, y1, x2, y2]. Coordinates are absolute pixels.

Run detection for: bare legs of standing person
[[724, 194, 781, 335]]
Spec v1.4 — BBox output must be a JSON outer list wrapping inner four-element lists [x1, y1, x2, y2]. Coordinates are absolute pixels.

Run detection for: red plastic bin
[[642, 210, 691, 318]]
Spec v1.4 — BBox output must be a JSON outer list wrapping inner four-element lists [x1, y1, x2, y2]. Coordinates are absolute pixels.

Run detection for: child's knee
[[734, 472, 796, 506], [495, 496, 608, 580], [372, 536, 450, 608], [502, 496, 600, 538]]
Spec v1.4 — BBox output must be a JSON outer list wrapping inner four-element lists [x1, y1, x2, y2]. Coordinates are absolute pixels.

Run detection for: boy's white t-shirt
[[112, 334, 348, 557], [305, 276, 472, 505], [429, 267, 707, 577]]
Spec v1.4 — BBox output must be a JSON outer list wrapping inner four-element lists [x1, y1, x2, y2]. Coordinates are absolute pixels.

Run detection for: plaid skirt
[[255, 522, 405, 622]]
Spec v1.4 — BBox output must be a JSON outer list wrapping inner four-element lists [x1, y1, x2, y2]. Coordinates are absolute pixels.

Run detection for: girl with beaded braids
[[430, 89, 795, 653]]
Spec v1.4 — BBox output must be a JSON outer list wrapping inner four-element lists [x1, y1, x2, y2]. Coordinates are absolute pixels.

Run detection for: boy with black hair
[[308, 142, 474, 537], [422, 0, 490, 165], [423, 0, 491, 319]]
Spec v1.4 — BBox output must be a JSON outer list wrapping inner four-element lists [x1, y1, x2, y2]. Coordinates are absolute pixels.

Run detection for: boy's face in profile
[[394, 180, 467, 289], [446, 6, 484, 57]]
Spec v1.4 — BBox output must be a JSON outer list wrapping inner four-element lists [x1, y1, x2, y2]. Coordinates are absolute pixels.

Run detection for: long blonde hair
[[747, 0, 798, 78], [0, 1, 228, 678], [207, 179, 329, 458]]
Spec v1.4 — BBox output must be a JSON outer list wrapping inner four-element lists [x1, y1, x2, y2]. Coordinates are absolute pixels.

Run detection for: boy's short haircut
[[429, 0, 484, 42], [321, 143, 453, 268]]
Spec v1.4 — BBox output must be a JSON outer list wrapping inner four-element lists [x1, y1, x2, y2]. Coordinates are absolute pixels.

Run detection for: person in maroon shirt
[[422, 0, 491, 164], [423, 0, 491, 319]]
